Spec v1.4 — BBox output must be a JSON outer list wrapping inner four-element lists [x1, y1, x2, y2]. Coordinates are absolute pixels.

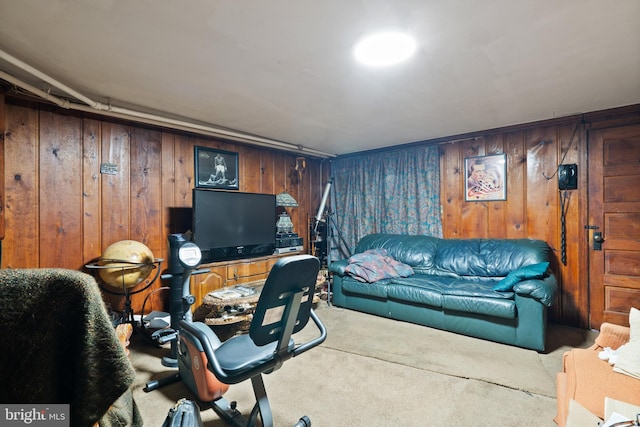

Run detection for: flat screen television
[[192, 189, 276, 262]]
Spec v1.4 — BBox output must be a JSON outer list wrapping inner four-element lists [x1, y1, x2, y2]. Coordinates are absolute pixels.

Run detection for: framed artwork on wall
[[464, 153, 506, 201], [195, 146, 239, 190]]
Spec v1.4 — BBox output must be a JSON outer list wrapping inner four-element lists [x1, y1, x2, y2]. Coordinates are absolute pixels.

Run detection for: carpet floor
[[129, 303, 597, 426]]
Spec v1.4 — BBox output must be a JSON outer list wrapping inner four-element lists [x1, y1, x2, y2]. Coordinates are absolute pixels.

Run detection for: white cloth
[[612, 307, 640, 379]]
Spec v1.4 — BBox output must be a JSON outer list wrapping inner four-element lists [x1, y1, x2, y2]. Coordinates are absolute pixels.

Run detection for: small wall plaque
[[100, 163, 118, 175]]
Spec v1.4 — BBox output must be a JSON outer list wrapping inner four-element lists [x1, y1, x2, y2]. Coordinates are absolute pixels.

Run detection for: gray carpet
[[129, 304, 597, 426]]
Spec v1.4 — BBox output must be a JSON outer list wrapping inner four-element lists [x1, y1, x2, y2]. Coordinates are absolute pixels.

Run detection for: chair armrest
[[292, 309, 327, 356], [328, 259, 349, 275], [594, 322, 630, 350], [513, 274, 558, 306]]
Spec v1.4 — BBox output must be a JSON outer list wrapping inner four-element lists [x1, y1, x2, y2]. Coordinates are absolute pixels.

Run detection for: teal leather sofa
[[329, 234, 558, 351]]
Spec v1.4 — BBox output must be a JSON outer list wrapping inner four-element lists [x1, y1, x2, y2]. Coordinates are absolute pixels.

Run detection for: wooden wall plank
[[39, 109, 83, 268], [160, 132, 176, 262], [272, 152, 287, 195], [243, 147, 262, 193], [175, 134, 195, 207], [460, 138, 488, 237], [242, 149, 262, 193], [439, 143, 463, 237], [4, 104, 39, 267], [82, 118, 102, 264], [130, 127, 163, 254], [556, 120, 587, 324], [525, 126, 557, 244], [504, 131, 526, 239], [260, 151, 275, 194], [101, 122, 131, 246], [485, 134, 506, 238]]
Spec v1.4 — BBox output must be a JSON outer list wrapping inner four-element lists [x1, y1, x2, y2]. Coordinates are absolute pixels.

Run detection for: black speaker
[[558, 164, 578, 190]]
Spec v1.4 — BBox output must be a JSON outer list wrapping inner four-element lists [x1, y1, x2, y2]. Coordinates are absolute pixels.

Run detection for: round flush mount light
[[353, 30, 417, 67]]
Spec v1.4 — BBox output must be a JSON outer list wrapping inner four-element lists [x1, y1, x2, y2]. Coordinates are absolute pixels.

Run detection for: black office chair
[[179, 254, 327, 427]]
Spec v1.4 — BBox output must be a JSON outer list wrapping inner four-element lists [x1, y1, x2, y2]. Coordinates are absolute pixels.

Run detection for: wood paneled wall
[[1, 97, 328, 313], [440, 106, 640, 327], [2, 94, 639, 327]]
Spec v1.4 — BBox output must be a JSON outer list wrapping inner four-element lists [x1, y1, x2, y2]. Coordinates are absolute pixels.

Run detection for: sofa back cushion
[[354, 234, 551, 278], [355, 234, 440, 270]]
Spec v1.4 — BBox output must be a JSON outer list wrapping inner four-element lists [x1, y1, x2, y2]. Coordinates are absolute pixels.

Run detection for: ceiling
[[0, 1, 639, 157]]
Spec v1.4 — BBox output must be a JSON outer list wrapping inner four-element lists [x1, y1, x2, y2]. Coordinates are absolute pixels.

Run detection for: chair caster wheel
[[294, 415, 311, 427]]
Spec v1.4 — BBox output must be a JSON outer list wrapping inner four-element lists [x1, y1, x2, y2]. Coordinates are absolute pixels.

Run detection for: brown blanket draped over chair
[[0, 268, 142, 427]]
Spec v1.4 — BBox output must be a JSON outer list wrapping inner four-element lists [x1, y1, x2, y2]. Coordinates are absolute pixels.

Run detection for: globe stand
[[86, 258, 163, 326], [121, 286, 135, 325]]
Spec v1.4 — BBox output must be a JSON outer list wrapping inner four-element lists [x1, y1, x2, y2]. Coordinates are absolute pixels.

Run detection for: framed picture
[[464, 153, 506, 201], [195, 146, 239, 190]]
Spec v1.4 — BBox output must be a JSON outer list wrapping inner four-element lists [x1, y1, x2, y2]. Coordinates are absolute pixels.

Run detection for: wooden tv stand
[[190, 251, 302, 310]]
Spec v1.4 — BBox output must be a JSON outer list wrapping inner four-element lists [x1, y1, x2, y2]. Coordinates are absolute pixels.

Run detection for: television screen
[[192, 189, 276, 262]]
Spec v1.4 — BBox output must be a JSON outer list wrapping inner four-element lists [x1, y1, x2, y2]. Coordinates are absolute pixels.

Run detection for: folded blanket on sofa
[[344, 249, 414, 283]]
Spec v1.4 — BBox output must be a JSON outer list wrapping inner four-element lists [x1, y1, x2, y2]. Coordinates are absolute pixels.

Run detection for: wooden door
[[588, 124, 640, 328]]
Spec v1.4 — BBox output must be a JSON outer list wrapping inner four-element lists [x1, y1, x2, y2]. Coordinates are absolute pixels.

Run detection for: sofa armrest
[[512, 274, 557, 306], [594, 322, 630, 350], [328, 259, 349, 276]]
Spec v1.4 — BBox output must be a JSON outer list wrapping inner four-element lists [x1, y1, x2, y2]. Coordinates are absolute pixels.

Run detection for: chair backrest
[[249, 255, 320, 346], [0, 268, 135, 426]]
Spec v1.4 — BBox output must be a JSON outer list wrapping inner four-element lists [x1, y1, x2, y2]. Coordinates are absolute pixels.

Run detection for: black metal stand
[[145, 234, 208, 388], [207, 376, 311, 427], [325, 209, 351, 306], [309, 219, 328, 268]]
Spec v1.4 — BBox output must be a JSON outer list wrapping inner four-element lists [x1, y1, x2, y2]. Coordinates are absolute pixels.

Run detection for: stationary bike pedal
[[151, 328, 177, 345], [294, 415, 311, 427]]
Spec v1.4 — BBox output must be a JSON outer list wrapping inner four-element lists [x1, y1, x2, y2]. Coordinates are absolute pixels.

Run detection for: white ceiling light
[[353, 30, 417, 67]]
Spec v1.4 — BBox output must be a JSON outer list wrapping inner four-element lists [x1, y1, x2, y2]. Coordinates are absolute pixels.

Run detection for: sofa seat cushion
[[387, 283, 443, 308], [388, 275, 460, 307], [443, 279, 514, 299], [341, 274, 517, 317], [441, 279, 516, 318], [341, 277, 393, 299], [442, 295, 516, 319], [390, 275, 452, 290], [394, 277, 516, 318]]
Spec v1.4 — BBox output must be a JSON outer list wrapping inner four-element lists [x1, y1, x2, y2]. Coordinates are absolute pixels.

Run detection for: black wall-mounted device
[[558, 164, 578, 190]]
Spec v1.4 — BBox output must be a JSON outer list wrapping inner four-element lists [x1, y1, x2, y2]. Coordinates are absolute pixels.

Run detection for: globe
[[98, 240, 155, 289]]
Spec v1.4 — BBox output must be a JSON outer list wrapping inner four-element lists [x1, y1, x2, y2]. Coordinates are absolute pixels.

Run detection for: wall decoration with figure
[[464, 153, 506, 201], [195, 146, 239, 190]]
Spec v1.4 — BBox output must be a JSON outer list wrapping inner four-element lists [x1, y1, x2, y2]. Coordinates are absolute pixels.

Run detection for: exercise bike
[[145, 234, 327, 427]]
